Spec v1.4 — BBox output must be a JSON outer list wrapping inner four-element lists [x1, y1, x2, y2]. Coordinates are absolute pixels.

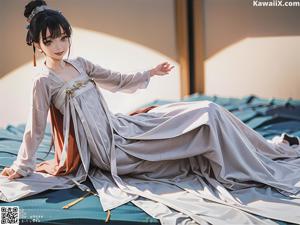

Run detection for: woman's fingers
[[153, 62, 174, 76], [0, 167, 23, 180], [162, 65, 174, 73], [8, 171, 22, 180], [1, 167, 11, 176], [0, 169, 5, 176], [160, 62, 174, 72], [165, 65, 174, 71]]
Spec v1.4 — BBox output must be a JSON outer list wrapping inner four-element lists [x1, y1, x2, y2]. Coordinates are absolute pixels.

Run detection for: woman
[[1, 1, 300, 224]]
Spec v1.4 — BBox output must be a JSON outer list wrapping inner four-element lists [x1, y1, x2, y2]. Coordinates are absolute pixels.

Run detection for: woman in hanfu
[[1, 1, 300, 224]]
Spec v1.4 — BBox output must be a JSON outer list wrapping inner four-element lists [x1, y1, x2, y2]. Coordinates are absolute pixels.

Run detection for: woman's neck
[[44, 58, 66, 72]]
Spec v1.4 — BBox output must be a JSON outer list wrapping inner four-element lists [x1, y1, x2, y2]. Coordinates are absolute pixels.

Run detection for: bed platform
[[0, 94, 299, 224]]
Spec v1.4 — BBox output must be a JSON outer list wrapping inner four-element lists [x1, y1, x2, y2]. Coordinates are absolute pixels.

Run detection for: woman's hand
[[150, 62, 174, 77], [0, 167, 24, 180]]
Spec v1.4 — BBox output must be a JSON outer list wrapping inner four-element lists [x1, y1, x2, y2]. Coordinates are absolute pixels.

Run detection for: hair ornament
[[26, 6, 62, 29], [27, 5, 50, 23]]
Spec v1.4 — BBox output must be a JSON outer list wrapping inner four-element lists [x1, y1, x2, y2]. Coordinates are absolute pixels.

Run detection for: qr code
[[0, 206, 19, 225]]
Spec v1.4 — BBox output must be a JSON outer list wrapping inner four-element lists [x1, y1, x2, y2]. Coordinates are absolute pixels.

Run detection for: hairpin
[[26, 6, 63, 31], [27, 5, 50, 23]]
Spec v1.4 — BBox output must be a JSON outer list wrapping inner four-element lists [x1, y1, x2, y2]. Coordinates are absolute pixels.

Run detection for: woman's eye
[[44, 41, 52, 46], [61, 36, 68, 41]]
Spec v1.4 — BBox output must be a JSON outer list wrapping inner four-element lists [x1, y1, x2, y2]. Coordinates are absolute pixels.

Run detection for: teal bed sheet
[[0, 94, 299, 224]]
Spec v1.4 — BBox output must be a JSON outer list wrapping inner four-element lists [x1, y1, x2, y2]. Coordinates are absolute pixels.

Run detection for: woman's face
[[36, 26, 70, 61]]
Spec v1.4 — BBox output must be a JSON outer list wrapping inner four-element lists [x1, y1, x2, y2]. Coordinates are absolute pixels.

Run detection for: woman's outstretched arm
[[1, 76, 51, 179], [77, 57, 174, 93]]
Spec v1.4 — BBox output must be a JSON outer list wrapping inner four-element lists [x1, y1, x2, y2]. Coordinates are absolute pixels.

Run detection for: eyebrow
[[44, 32, 66, 40]]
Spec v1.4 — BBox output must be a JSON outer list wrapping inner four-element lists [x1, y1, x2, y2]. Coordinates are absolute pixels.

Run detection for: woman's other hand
[[0, 167, 24, 180], [150, 62, 174, 77]]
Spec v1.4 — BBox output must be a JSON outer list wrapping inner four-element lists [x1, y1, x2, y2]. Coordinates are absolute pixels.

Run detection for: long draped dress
[[1, 56, 300, 225]]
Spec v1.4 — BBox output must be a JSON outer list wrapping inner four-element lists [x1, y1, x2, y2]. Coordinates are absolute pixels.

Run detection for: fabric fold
[[2, 57, 300, 225]]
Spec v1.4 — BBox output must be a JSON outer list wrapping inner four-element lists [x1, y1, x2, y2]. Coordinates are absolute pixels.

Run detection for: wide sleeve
[[77, 56, 152, 93], [10, 76, 51, 177]]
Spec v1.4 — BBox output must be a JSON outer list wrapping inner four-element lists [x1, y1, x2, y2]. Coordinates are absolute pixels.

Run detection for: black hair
[[24, 0, 72, 160], [24, 0, 72, 57]]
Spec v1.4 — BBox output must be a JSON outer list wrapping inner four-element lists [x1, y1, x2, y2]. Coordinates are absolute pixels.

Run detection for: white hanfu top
[[1, 57, 300, 225]]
